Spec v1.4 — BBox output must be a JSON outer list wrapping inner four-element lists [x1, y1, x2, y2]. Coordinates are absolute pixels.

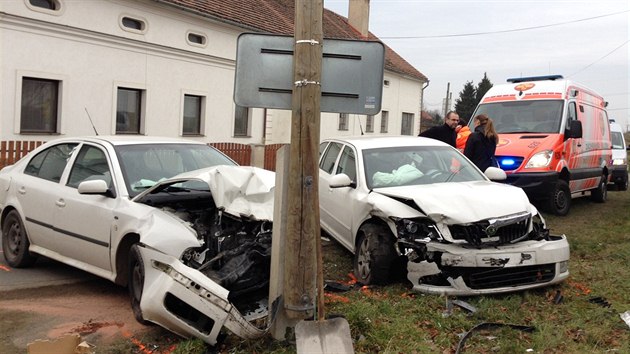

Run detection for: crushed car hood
[[373, 180, 533, 223], [135, 165, 276, 221]]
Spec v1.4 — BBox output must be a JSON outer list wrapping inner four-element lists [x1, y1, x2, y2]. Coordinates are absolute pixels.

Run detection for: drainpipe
[[420, 80, 430, 134]]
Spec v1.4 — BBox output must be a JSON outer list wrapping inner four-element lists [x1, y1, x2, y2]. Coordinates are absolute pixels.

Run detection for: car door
[[16, 143, 78, 251], [51, 143, 119, 272], [318, 142, 357, 251]]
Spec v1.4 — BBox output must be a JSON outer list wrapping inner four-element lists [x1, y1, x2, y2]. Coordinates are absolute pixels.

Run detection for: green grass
[[136, 184, 630, 353]]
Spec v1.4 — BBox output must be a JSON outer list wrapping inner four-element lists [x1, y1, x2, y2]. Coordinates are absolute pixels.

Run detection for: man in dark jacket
[[419, 111, 459, 147]]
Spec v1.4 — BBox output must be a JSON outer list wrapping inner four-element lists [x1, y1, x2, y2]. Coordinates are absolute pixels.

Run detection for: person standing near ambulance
[[464, 114, 498, 172], [456, 118, 472, 152], [419, 111, 459, 147]]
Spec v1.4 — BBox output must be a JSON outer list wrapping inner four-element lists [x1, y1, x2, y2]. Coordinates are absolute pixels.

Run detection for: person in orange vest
[[456, 118, 472, 152]]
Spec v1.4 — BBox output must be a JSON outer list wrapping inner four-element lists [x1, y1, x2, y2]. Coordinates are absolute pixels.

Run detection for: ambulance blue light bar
[[507, 75, 564, 83]]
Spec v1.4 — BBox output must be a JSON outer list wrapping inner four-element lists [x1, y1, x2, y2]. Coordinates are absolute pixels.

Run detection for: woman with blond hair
[[464, 114, 499, 172]]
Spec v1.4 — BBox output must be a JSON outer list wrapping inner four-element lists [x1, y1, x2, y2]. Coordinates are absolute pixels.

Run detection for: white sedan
[[0, 136, 275, 344], [318, 136, 570, 296]]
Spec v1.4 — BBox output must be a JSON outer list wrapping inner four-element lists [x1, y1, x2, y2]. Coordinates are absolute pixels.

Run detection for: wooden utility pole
[[283, 0, 323, 320]]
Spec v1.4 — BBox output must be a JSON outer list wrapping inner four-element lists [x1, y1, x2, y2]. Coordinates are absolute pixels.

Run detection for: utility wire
[[379, 10, 629, 39], [568, 40, 629, 78]]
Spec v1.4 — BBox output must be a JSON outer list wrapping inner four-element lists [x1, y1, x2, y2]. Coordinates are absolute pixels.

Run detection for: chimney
[[348, 0, 370, 38]]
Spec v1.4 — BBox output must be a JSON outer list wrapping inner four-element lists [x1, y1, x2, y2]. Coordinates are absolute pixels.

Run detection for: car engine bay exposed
[[136, 184, 272, 304]]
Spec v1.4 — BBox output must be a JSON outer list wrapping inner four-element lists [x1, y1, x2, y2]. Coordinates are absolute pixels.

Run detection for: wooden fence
[[0, 140, 287, 171], [0, 141, 44, 168], [264, 144, 287, 171], [209, 142, 252, 167]]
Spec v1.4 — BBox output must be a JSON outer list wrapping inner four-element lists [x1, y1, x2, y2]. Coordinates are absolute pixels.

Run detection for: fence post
[[250, 144, 265, 169]]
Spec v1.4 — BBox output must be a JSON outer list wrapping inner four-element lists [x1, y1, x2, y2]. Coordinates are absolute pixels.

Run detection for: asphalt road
[[0, 245, 99, 292]]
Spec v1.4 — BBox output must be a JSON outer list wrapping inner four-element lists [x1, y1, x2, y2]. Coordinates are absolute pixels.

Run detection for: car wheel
[[129, 244, 149, 325], [616, 174, 628, 191], [546, 180, 571, 216], [590, 175, 607, 203], [353, 223, 397, 285], [2, 210, 37, 268]]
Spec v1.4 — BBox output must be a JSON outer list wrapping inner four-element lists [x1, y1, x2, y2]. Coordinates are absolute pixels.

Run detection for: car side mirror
[[565, 120, 583, 139], [484, 167, 507, 181], [78, 180, 115, 197], [329, 173, 355, 188]]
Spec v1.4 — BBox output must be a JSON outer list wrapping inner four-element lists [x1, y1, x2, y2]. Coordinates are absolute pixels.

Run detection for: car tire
[[2, 210, 37, 268], [616, 174, 628, 191], [590, 174, 607, 203], [546, 180, 571, 216], [129, 244, 149, 325], [353, 223, 397, 285]]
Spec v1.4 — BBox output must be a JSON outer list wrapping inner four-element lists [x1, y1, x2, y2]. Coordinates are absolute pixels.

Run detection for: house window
[[338, 113, 349, 131], [380, 111, 389, 133], [20, 77, 59, 134], [28, 0, 59, 10], [187, 32, 207, 46], [366, 115, 374, 133], [234, 105, 250, 137], [121, 16, 146, 32], [401, 112, 414, 135], [183, 95, 203, 136], [383, 80, 390, 87], [116, 88, 143, 134]]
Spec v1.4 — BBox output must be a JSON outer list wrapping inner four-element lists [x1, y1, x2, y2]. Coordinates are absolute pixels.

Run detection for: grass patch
[[132, 188, 630, 353]]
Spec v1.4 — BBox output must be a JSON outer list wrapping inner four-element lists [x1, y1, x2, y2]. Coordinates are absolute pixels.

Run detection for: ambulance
[[471, 75, 612, 215]]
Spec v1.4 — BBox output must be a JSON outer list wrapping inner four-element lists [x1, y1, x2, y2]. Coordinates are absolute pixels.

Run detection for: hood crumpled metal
[[138, 165, 276, 221], [373, 180, 533, 224]]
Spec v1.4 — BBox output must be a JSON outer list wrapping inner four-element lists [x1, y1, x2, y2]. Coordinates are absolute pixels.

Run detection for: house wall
[[0, 0, 264, 143], [1, 0, 422, 146]]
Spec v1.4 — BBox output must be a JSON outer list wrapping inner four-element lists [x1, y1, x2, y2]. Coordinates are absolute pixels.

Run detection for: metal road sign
[[234, 33, 384, 115]]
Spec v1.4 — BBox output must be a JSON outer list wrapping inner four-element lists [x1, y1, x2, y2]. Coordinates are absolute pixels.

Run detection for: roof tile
[[157, 0, 427, 81]]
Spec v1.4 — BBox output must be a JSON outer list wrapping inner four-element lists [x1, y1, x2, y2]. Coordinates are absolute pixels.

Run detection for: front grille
[[442, 263, 556, 290], [449, 217, 530, 246]]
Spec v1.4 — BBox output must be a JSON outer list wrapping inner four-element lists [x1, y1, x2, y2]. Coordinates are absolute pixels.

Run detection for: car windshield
[[115, 143, 235, 197], [611, 131, 624, 149], [473, 100, 564, 134], [362, 145, 486, 189]]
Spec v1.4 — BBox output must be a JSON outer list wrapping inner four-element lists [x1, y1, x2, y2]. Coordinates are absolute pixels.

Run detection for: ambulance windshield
[[472, 100, 564, 134]]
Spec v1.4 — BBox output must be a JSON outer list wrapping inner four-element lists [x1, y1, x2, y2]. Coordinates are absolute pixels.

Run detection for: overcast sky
[[325, 0, 629, 130]]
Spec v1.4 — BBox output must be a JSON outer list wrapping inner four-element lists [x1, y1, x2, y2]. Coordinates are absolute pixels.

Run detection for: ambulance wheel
[[616, 174, 628, 191], [590, 174, 607, 203], [547, 180, 571, 216]]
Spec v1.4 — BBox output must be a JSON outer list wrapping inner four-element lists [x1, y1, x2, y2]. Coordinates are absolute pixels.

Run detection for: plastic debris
[[620, 311, 630, 329], [588, 296, 612, 308], [455, 322, 535, 354], [553, 290, 563, 304]]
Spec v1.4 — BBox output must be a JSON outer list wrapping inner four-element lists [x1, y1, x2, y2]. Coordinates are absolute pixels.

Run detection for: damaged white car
[[318, 136, 569, 296], [0, 137, 275, 344]]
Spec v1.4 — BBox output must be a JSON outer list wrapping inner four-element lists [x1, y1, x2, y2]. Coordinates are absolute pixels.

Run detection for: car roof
[[42, 136, 207, 147], [322, 135, 451, 150], [609, 122, 623, 133]]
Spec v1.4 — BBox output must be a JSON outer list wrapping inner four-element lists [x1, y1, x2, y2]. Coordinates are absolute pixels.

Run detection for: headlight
[[613, 158, 627, 166], [391, 217, 441, 241], [525, 150, 553, 168]]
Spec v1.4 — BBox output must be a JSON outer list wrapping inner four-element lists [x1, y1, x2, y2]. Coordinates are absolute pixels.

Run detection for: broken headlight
[[532, 213, 550, 241], [391, 217, 442, 242]]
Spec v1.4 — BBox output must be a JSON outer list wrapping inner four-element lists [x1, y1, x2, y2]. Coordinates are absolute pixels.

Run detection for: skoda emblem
[[485, 225, 498, 236]]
